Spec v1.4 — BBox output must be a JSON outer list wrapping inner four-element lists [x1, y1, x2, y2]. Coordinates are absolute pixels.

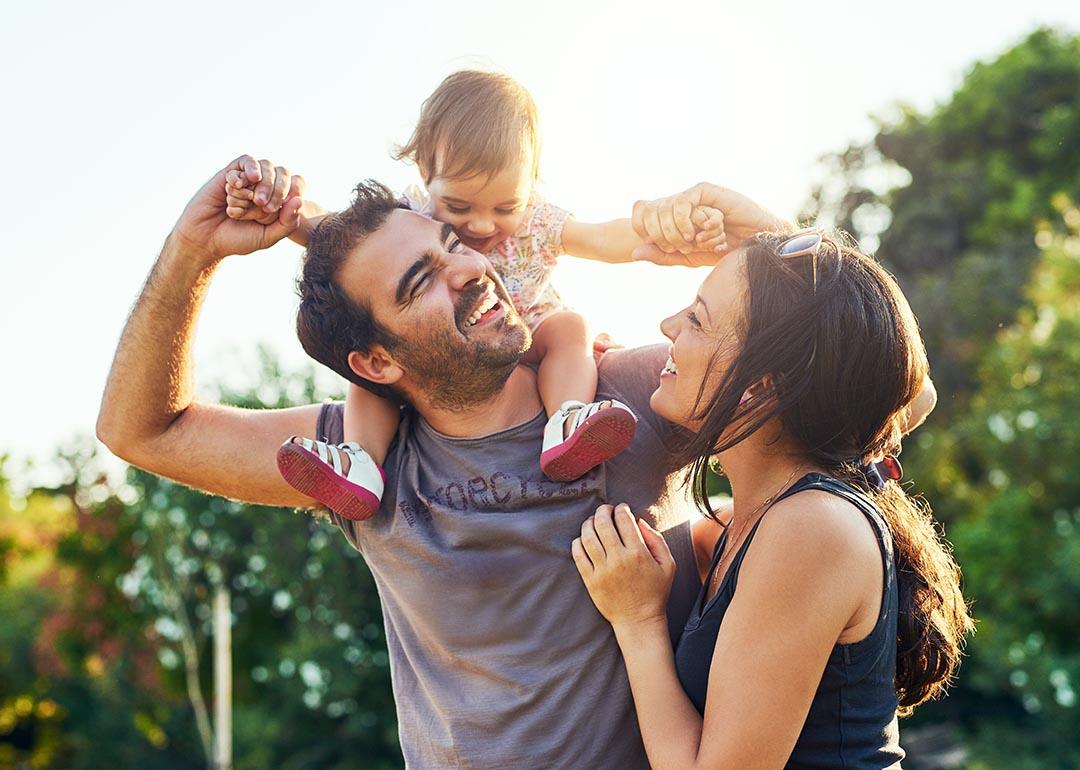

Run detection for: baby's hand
[[223, 159, 302, 226], [224, 169, 264, 222], [690, 205, 728, 255]]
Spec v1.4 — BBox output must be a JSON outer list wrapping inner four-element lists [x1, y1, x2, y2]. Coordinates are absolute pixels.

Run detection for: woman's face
[[651, 250, 747, 430]]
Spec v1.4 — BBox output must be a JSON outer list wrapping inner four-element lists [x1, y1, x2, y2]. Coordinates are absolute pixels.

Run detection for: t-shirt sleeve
[[527, 201, 572, 266], [316, 401, 345, 444]]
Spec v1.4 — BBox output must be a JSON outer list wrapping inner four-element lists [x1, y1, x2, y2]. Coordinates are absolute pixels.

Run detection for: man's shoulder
[[597, 344, 678, 449], [597, 344, 667, 397]]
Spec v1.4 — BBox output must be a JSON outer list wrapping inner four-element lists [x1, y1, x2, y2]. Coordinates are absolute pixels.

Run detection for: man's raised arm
[[96, 155, 321, 507]]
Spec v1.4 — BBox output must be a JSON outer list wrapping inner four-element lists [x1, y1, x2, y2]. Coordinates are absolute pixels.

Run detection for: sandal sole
[[277, 443, 381, 521], [540, 407, 637, 482]]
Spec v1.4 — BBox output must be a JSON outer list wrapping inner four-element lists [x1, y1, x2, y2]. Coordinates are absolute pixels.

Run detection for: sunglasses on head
[[775, 229, 823, 293]]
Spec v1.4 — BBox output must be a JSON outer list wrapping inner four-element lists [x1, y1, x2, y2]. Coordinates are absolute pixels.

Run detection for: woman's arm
[[903, 374, 937, 434], [632, 183, 791, 257], [574, 494, 880, 770]]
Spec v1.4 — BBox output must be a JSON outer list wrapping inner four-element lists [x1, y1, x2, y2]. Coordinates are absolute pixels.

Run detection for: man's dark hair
[[296, 180, 409, 402]]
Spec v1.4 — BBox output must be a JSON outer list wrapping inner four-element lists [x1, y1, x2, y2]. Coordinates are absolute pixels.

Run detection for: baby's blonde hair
[[394, 70, 541, 184]]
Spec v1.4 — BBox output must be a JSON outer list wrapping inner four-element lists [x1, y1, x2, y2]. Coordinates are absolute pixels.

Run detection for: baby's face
[[426, 150, 535, 255]]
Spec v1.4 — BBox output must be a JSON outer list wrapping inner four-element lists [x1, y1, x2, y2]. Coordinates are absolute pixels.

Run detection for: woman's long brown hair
[[681, 232, 974, 713]]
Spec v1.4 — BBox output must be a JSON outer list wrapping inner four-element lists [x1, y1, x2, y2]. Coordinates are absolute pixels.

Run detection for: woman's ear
[[739, 376, 774, 406], [347, 348, 403, 387]]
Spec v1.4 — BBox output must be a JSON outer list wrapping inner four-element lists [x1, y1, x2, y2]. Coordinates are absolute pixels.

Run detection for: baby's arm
[[225, 170, 330, 246], [561, 206, 726, 267]]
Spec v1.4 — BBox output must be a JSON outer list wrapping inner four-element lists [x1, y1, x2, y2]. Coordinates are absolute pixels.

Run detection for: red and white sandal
[[276, 437, 386, 521], [540, 400, 637, 482]]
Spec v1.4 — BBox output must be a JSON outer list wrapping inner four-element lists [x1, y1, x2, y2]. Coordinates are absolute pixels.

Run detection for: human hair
[[394, 69, 541, 184], [295, 180, 409, 402], [682, 231, 973, 714]]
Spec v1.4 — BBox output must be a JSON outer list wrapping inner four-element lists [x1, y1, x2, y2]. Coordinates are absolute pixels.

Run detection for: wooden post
[[213, 585, 232, 770]]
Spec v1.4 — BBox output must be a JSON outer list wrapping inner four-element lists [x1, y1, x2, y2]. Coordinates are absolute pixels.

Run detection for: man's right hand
[[171, 155, 305, 265]]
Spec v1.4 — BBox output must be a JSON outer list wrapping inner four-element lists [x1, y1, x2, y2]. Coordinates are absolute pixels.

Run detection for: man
[[98, 156, 703, 769]]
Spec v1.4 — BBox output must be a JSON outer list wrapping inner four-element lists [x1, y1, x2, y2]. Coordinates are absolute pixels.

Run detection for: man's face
[[338, 209, 531, 409]]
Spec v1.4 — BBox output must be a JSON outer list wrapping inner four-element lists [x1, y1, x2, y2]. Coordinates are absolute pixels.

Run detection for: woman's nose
[[660, 312, 680, 341]]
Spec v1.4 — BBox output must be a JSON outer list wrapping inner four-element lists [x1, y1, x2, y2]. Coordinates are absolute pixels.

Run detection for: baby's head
[[395, 70, 541, 254]]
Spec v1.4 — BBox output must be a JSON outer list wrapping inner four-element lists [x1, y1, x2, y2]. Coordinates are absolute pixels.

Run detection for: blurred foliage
[[0, 353, 402, 769], [904, 204, 1080, 768], [803, 27, 1080, 418]]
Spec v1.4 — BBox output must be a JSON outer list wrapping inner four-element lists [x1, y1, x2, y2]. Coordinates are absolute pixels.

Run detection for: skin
[[571, 185, 914, 770]]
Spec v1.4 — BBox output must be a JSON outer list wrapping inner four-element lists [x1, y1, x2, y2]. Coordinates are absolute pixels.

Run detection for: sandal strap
[[542, 399, 627, 452], [286, 437, 385, 499]]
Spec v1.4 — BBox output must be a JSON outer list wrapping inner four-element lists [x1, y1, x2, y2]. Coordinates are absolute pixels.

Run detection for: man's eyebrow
[[695, 295, 713, 323], [396, 253, 434, 306], [394, 225, 455, 305]]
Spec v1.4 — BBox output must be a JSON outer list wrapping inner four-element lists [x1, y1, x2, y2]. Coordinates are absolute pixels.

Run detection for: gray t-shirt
[[318, 344, 700, 769]]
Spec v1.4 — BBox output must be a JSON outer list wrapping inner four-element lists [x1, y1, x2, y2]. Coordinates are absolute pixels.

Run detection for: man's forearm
[[94, 156, 325, 507], [97, 235, 217, 460]]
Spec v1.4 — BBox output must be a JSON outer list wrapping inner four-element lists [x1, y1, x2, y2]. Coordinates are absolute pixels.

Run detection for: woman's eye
[[686, 310, 701, 327], [446, 205, 469, 214], [495, 208, 518, 215]]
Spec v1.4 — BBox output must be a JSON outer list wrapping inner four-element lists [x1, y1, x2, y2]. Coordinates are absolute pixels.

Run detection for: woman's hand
[[632, 182, 788, 261], [572, 503, 676, 633]]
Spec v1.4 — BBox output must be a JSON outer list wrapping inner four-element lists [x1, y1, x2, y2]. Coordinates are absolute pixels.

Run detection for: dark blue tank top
[[674, 473, 904, 769]]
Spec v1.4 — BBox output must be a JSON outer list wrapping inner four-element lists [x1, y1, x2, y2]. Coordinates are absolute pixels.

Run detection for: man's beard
[[392, 285, 531, 411]]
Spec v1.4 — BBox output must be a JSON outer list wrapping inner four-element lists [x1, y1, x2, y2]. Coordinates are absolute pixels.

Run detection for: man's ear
[[347, 347, 403, 386]]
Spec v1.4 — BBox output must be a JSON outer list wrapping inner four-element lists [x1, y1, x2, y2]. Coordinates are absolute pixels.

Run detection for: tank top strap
[[698, 473, 895, 619], [773, 473, 896, 582]]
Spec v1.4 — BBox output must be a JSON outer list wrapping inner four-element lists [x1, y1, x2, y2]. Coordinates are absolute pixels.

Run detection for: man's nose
[[447, 249, 489, 289]]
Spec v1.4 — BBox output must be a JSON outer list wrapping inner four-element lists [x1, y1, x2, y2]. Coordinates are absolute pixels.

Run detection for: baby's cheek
[[503, 213, 528, 235]]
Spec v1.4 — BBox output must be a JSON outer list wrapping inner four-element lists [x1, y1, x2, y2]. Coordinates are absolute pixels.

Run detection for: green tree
[[803, 28, 1080, 415], [904, 203, 1080, 768]]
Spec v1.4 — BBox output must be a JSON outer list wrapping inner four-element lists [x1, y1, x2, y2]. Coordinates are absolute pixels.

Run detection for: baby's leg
[[344, 383, 400, 466], [275, 383, 399, 521], [529, 310, 598, 417], [531, 311, 637, 482]]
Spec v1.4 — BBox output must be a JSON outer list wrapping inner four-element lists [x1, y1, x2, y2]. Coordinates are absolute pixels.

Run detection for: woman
[[572, 185, 973, 770]]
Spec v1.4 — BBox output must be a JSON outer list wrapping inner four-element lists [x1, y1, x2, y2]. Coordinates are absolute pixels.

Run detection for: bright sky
[[3, 0, 1078, 474]]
